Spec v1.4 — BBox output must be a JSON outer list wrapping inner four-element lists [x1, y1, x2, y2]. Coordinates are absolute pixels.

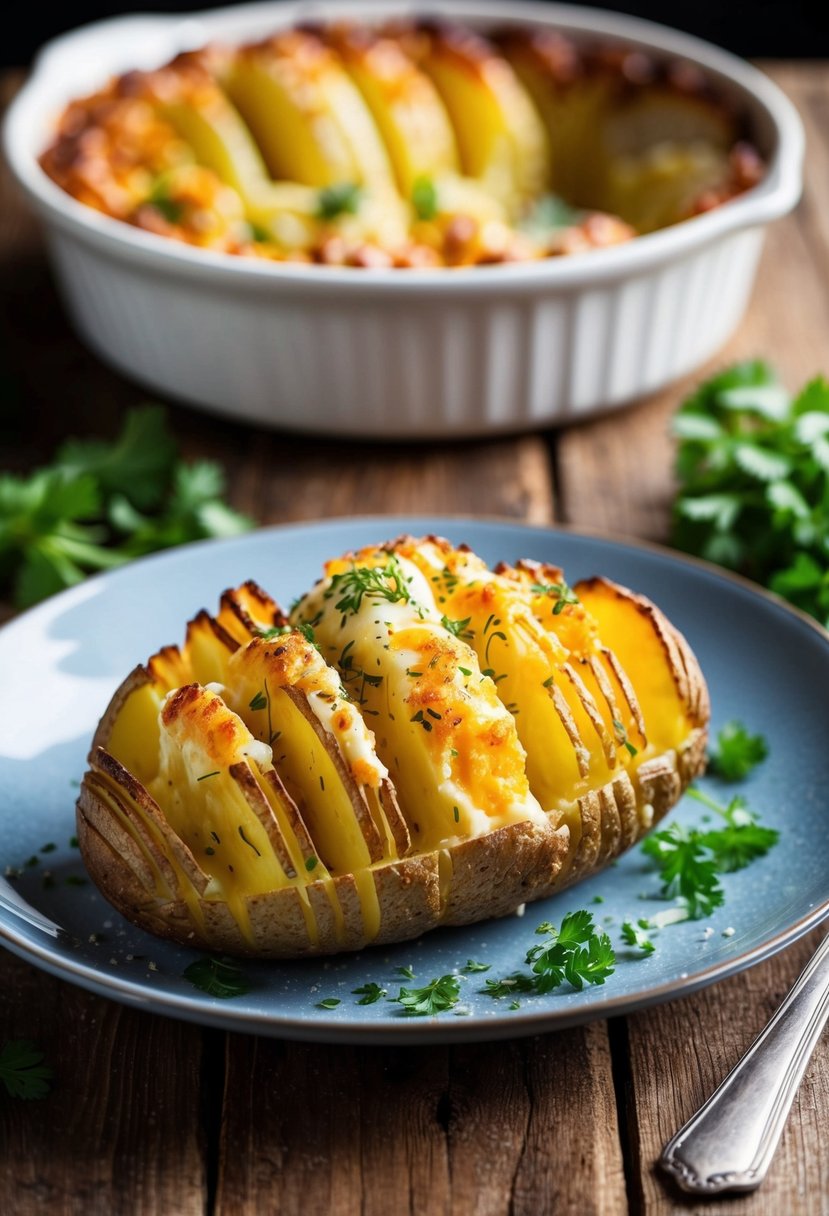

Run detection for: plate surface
[[2, 516, 828, 1044]]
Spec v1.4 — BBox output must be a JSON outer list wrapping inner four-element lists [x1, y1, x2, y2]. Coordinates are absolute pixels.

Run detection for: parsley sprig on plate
[[0, 405, 252, 608], [709, 720, 769, 781], [642, 787, 779, 919], [671, 361, 829, 625], [483, 911, 615, 999]]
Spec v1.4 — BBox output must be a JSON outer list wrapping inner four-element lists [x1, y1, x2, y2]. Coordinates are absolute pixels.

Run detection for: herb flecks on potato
[[77, 537, 708, 958]]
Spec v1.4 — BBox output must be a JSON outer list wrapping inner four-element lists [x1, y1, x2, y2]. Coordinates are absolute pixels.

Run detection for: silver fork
[[660, 931, 829, 1194]]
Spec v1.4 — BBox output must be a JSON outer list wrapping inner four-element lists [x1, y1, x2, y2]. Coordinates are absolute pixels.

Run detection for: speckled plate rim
[[1, 514, 828, 1045]]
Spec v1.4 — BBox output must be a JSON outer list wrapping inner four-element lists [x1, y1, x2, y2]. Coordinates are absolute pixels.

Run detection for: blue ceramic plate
[[2, 517, 828, 1044]]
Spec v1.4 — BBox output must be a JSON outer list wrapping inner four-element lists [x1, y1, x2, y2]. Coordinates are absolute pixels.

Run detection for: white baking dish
[[3, 1, 804, 438]]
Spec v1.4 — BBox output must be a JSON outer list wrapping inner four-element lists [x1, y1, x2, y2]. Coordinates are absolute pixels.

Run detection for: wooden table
[[2, 64, 829, 1215]]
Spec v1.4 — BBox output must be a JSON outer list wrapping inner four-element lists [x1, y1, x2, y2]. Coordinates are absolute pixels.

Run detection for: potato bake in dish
[[40, 18, 764, 268], [78, 536, 709, 958]]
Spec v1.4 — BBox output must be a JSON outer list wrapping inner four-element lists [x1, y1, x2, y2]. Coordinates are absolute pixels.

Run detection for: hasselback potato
[[78, 536, 709, 957]]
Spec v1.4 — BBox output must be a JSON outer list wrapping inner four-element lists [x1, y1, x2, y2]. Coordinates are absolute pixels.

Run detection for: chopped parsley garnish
[[709, 720, 769, 781], [482, 974, 537, 998], [326, 555, 412, 616], [147, 178, 185, 224], [612, 720, 638, 757], [316, 998, 341, 1010], [411, 175, 439, 221], [393, 974, 461, 1016], [256, 621, 319, 649], [441, 614, 473, 640], [395, 965, 415, 980], [620, 919, 656, 956], [461, 959, 490, 974], [316, 182, 362, 220], [518, 193, 581, 238], [483, 912, 615, 998], [237, 826, 261, 857], [0, 1040, 53, 1099], [249, 690, 267, 711], [530, 580, 580, 614], [183, 956, 251, 999], [352, 982, 386, 1005], [305, 856, 319, 872]]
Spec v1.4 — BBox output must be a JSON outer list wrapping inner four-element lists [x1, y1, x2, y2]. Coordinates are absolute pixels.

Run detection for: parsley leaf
[[482, 912, 615, 998], [620, 919, 656, 956], [393, 974, 461, 1016], [671, 364, 829, 626], [183, 956, 251, 999], [317, 182, 361, 220], [641, 822, 724, 918], [352, 983, 386, 1005], [642, 787, 779, 917], [526, 911, 616, 992], [709, 720, 769, 781], [326, 555, 412, 616], [0, 1040, 53, 1099], [687, 787, 780, 872], [441, 614, 473, 640], [54, 404, 176, 511], [519, 193, 581, 238], [529, 580, 580, 614], [1, 407, 253, 608], [411, 175, 439, 221]]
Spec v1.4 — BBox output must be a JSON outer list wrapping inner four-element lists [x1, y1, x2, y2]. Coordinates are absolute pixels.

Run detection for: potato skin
[[77, 568, 709, 959]]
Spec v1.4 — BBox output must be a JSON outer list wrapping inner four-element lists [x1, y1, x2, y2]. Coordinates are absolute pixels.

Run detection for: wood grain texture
[[0, 952, 206, 1215], [623, 927, 829, 1215], [218, 1024, 626, 1216]]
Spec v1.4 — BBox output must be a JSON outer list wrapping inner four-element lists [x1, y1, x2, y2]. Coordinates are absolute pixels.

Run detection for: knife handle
[[660, 931, 829, 1194]]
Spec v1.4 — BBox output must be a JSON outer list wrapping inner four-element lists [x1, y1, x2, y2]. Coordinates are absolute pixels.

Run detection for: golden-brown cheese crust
[[39, 18, 761, 267]]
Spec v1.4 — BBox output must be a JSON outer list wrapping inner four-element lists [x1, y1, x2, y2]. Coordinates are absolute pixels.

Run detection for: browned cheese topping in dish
[[40, 20, 765, 268]]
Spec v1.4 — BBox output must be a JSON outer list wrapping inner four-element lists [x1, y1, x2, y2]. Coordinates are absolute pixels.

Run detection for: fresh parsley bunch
[[0, 406, 252, 608], [671, 361, 829, 625]]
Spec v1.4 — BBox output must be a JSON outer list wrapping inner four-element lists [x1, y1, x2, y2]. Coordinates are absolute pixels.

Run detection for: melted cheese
[[293, 550, 544, 849]]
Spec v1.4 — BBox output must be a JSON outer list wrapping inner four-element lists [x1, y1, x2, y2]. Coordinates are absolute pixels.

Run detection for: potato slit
[[546, 680, 591, 777], [228, 761, 299, 878], [561, 662, 617, 766], [600, 645, 647, 742]]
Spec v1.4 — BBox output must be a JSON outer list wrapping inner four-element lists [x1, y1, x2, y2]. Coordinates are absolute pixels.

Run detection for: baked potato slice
[[412, 25, 551, 216], [382, 536, 707, 885], [324, 26, 460, 196], [79, 538, 707, 958], [222, 29, 396, 193]]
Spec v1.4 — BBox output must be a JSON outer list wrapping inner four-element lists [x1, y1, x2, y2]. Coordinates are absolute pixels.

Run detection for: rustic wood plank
[[218, 1023, 625, 1216], [0, 952, 206, 1215]]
